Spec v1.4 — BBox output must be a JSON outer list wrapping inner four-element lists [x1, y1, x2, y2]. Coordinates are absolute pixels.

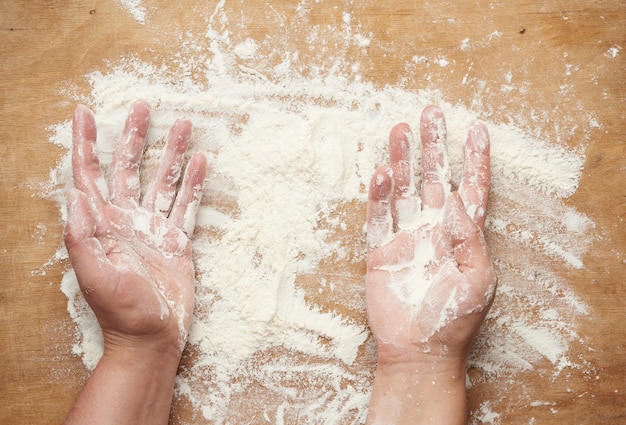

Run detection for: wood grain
[[1, 1, 624, 423]]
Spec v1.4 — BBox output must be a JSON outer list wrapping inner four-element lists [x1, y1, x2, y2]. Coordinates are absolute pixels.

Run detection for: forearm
[[64, 346, 181, 425], [366, 357, 468, 425]]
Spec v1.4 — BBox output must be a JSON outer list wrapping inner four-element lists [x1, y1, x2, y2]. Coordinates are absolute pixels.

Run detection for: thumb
[[64, 189, 96, 246], [64, 189, 113, 293], [444, 193, 492, 276]]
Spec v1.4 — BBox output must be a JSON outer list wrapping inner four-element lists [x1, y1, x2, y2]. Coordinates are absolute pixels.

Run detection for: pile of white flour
[[43, 1, 599, 423]]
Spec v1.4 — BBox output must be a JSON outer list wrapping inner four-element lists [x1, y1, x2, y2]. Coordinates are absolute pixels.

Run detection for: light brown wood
[[1, 1, 624, 424]]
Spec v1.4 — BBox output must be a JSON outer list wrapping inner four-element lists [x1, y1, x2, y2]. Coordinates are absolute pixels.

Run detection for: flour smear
[[42, 1, 600, 424]]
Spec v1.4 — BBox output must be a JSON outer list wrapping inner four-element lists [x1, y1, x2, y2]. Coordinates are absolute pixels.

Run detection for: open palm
[[366, 106, 497, 363], [64, 101, 207, 353]]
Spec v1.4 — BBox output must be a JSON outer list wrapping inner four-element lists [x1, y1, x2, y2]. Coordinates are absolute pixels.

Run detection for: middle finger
[[419, 105, 451, 210]]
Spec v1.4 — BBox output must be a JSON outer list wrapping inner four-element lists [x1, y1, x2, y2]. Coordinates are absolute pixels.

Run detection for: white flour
[[116, 0, 147, 25], [44, 1, 601, 424]]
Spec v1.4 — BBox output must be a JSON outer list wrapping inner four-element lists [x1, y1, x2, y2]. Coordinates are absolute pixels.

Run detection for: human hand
[[63, 100, 207, 358], [366, 105, 496, 366]]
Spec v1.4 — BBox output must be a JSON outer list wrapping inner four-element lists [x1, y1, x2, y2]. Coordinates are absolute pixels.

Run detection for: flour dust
[[42, 1, 600, 424]]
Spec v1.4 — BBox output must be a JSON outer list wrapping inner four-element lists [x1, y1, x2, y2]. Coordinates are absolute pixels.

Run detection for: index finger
[[458, 120, 490, 230], [169, 151, 208, 235], [142, 118, 193, 215], [389, 123, 419, 231], [108, 100, 151, 208]]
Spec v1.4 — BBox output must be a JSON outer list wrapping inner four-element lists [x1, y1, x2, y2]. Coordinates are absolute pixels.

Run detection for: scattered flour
[[44, 1, 600, 423], [116, 0, 147, 25], [604, 45, 621, 59], [472, 401, 502, 425]]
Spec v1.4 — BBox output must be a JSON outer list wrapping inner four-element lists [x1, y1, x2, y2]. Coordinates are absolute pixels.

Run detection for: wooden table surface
[[1, 1, 624, 424]]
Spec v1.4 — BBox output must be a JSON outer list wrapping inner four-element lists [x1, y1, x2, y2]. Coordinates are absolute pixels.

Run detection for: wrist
[[102, 327, 186, 364], [367, 356, 468, 425], [101, 340, 182, 375], [375, 356, 467, 392], [65, 341, 182, 425], [376, 343, 468, 373]]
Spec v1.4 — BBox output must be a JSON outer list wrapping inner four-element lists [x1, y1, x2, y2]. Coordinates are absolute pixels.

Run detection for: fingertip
[[445, 192, 479, 245], [187, 151, 209, 186], [72, 105, 97, 142], [391, 122, 410, 134], [466, 120, 490, 153], [170, 118, 193, 146], [389, 123, 412, 161], [420, 105, 445, 133], [65, 188, 89, 217], [421, 104, 443, 117], [131, 99, 151, 113], [446, 192, 466, 218], [126, 100, 152, 135], [192, 150, 208, 171], [420, 105, 446, 138], [176, 117, 193, 129], [74, 104, 92, 118], [369, 165, 393, 201], [66, 187, 83, 207], [444, 193, 493, 280]]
